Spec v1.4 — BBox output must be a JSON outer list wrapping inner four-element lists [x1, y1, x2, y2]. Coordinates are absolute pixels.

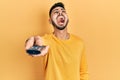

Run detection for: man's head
[[49, 2, 69, 30]]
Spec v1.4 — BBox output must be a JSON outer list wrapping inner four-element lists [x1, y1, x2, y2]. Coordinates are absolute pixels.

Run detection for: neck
[[53, 29, 70, 40]]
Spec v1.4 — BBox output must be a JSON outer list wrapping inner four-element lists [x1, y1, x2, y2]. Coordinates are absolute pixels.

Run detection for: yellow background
[[0, 0, 120, 80]]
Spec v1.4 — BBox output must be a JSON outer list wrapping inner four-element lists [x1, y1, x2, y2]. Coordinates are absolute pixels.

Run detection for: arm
[[80, 46, 89, 80]]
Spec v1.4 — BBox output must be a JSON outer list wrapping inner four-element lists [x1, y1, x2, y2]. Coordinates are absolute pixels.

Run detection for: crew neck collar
[[51, 33, 72, 42]]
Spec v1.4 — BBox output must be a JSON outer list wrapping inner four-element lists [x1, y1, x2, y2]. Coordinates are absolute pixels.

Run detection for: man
[[25, 2, 88, 80]]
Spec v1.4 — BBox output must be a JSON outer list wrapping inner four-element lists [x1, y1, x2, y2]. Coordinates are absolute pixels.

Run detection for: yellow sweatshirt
[[42, 33, 88, 80]]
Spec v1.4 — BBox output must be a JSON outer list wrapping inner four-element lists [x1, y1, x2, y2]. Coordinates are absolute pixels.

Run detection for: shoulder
[[70, 34, 85, 46], [42, 33, 52, 39], [71, 34, 84, 42], [41, 33, 53, 45]]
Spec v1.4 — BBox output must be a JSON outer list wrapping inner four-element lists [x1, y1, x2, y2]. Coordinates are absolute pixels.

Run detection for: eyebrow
[[52, 8, 65, 12]]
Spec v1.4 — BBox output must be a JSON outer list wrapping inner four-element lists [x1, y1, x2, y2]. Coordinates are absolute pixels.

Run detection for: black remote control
[[26, 45, 46, 55]]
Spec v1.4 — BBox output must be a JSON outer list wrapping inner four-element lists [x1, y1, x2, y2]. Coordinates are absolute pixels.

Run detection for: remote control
[[26, 45, 46, 55]]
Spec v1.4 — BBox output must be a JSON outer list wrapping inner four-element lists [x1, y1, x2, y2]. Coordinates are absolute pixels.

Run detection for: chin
[[51, 19, 69, 30]]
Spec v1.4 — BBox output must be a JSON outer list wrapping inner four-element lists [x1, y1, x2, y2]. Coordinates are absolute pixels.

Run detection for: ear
[[49, 18, 52, 24]]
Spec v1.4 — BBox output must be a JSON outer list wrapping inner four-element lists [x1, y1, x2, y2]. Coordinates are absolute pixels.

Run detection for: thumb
[[41, 46, 49, 56]]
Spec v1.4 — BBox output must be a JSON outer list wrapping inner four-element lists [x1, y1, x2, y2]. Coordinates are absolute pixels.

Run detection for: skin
[[25, 6, 70, 56]]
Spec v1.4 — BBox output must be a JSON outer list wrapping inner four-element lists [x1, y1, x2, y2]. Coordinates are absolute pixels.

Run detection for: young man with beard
[[25, 2, 89, 80]]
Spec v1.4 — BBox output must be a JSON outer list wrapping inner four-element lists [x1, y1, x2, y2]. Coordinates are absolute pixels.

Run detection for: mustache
[[56, 14, 65, 19]]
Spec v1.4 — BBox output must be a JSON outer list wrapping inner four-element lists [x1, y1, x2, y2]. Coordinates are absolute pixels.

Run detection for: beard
[[51, 19, 69, 30]]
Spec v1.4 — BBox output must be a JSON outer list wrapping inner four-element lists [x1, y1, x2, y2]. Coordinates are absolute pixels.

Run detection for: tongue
[[58, 18, 64, 24]]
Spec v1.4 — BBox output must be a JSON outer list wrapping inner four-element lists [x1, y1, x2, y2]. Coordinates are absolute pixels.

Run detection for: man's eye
[[62, 11, 66, 13], [54, 11, 59, 14]]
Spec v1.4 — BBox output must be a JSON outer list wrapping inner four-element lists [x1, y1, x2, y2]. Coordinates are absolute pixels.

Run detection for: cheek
[[52, 14, 57, 21], [64, 14, 68, 19], [64, 15, 68, 21]]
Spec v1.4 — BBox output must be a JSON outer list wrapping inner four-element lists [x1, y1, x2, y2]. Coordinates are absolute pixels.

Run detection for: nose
[[58, 11, 63, 16]]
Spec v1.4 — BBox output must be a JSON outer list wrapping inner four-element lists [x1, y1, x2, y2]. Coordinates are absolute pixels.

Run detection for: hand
[[25, 36, 34, 50], [25, 36, 49, 56]]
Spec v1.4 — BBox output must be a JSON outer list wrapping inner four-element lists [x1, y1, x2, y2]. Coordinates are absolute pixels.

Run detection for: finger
[[34, 36, 43, 46], [25, 37, 34, 50]]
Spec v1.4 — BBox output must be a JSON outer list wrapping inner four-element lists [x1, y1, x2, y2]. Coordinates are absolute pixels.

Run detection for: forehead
[[52, 7, 65, 12]]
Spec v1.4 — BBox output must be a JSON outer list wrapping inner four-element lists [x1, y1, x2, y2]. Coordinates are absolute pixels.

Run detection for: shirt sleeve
[[42, 36, 49, 70], [80, 44, 89, 80]]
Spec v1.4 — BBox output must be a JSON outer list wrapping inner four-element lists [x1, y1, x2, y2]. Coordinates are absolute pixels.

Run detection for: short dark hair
[[49, 2, 65, 17]]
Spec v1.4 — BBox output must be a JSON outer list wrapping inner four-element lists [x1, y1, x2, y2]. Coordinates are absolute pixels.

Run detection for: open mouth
[[59, 18, 65, 23], [57, 16, 65, 25]]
